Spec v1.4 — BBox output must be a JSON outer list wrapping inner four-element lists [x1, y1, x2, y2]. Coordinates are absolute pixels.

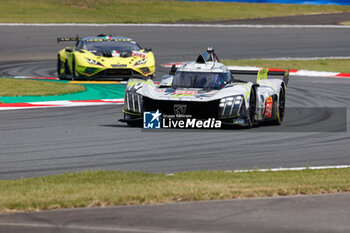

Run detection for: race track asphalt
[[1, 193, 350, 233], [0, 25, 350, 179]]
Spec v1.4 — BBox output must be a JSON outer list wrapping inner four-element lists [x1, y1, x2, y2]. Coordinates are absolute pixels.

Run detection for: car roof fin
[[196, 47, 220, 63], [169, 65, 177, 75]]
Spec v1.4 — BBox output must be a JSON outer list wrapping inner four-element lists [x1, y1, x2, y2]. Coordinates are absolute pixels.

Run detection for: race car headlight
[[125, 92, 143, 114], [85, 58, 103, 66], [218, 95, 244, 117], [134, 58, 147, 66]]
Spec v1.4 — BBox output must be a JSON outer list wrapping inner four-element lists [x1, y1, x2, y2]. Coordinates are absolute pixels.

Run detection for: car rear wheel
[[273, 86, 285, 125]]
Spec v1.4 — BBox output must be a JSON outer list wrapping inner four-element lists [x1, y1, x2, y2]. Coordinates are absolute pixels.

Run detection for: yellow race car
[[57, 34, 155, 80]]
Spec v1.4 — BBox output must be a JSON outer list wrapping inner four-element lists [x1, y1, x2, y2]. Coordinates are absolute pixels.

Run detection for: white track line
[[237, 56, 350, 60], [1, 23, 350, 28], [0, 99, 124, 111], [293, 70, 340, 77], [226, 165, 350, 173], [165, 165, 350, 176]]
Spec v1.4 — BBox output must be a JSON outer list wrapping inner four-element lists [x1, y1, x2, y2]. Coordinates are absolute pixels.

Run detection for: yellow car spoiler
[[57, 35, 80, 43]]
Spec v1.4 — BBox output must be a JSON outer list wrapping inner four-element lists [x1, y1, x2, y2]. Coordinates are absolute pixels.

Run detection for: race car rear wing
[[57, 36, 80, 43], [230, 68, 289, 86]]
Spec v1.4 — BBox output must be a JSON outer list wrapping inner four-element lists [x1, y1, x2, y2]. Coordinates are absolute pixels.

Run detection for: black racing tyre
[[57, 56, 65, 79], [247, 86, 257, 128], [71, 57, 76, 80], [71, 57, 85, 80], [64, 59, 70, 76], [273, 86, 285, 125], [56, 56, 60, 76]]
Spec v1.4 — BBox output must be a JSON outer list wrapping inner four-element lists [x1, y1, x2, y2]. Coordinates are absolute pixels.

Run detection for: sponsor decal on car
[[86, 38, 131, 42], [111, 50, 120, 57], [174, 104, 187, 116], [264, 96, 273, 118], [131, 51, 146, 58], [154, 88, 165, 93], [174, 90, 198, 95]]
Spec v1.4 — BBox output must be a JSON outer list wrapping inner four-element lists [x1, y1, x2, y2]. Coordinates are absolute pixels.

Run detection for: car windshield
[[172, 71, 231, 90], [79, 40, 141, 52]]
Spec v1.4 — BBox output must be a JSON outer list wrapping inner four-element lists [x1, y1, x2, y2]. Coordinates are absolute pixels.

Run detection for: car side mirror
[[65, 48, 73, 53], [144, 48, 152, 52]]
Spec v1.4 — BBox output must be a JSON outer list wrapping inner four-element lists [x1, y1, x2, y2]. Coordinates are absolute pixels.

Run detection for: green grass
[[223, 59, 350, 73], [1, 168, 350, 212], [0, 0, 349, 23], [0, 78, 86, 97]]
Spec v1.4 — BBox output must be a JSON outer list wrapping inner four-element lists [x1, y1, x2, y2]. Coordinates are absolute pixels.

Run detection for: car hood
[[81, 50, 149, 66]]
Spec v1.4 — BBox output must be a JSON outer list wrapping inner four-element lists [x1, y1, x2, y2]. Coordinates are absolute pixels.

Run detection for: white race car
[[120, 49, 288, 128]]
